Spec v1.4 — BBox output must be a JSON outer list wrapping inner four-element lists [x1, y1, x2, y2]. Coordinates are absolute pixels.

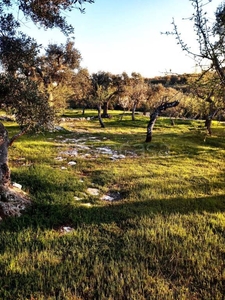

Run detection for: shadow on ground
[[1, 193, 225, 233]]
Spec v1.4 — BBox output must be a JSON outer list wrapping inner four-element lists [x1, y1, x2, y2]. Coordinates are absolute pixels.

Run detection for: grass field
[[0, 110, 225, 299]]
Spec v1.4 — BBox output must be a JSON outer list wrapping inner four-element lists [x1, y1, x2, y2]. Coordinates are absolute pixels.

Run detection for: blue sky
[[21, 0, 223, 77]]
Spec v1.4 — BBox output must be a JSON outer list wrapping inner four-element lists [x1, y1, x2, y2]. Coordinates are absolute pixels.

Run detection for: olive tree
[[0, 0, 94, 206], [169, 0, 225, 134], [90, 72, 118, 128], [145, 84, 179, 142]]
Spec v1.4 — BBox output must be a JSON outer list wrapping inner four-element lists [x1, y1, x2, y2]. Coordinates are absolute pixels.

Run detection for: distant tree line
[[68, 70, 225, 122]]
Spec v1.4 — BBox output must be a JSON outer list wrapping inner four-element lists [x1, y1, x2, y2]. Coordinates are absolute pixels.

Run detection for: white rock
[[111, 154, 126, 160], [12, 182, 22, 189], [97, 147, 113, 155], [101, 195, 115, 201], [61, 226, 73, 233], [87, 188, 100, 196], [68, 161, 76, 166], [76, 144, 90, 150], [54, 156, 65, 161], [55, 126, 65, 131], [60, 149, 78, 156]]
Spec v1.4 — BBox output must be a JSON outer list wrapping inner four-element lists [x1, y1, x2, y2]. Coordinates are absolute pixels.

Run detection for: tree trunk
[[204, 109, 220, 135], [170, 118, 175, 126], [97, 105, 105, 128], [145, 101, 179, 143], [145, 111, 158, 142], [132, 102, 137, 121], [101, 101, 110, 118], [119, 108, 126, 121], [204, 96, 220, 135], [0, 122, 32, 220], [0, 123, 10, 187], [0, 122, 30, 188], [205, 117, 212, 135]]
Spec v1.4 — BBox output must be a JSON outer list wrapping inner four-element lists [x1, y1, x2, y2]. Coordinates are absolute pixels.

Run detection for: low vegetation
[[0, 110, 225, 299]]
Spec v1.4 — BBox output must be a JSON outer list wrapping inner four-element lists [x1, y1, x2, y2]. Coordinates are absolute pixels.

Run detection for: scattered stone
[[61, 138, 81, 143], [68, 161, 76, 166], [87, 188, 100, 196], [54, 156, 65, 161], [101, 195, 115, 201], [22, 163, 32, 167], [74, 196, 82, 200], [54, 126, 67, 131], [75, 144, 90, 150], [55, 134, 138, 162], [96, 147, 114, 155], [101, 192, 122, 202], [0, 186, 31, 220], [60, 226, 74, 233], [59, 149, 78, 156], [61, 167, 67, 170], [12, 182, 22, 189], [80, 153, 92, 158], [110, 154, 126, 160]]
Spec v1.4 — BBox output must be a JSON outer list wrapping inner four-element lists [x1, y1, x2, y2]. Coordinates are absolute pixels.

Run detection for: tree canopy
[[0, 0, 94, 35], [0, 0, 94, 134]]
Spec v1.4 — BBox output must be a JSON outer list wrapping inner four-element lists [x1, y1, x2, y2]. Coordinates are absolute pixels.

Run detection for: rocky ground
[[0, 119, 137, 220], [0, 185, 31, 221]]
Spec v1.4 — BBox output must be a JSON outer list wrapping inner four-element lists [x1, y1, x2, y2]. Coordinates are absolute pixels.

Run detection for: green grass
[[0, 110, 225, 299]]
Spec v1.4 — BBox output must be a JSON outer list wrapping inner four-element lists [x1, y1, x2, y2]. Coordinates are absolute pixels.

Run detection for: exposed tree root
[[0, 186, 31, 221]]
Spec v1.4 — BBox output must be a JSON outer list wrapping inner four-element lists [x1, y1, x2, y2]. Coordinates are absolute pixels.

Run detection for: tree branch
[[8, 125, 31, 146]]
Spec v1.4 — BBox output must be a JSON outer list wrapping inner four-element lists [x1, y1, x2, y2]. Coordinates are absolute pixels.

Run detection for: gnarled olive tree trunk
[[145, 101, 179, 142], [0, 122, 29, 187], [0, 123, 10, 187], [132, 101, 137, 121], [101, 101, 110, 118], [204, 97, 220, 136], [97, 104, 105, 128], [0, 122, 31, 220]]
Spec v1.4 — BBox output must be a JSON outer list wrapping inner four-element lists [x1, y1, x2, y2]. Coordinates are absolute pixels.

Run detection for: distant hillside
[[146, 73, 193, 93]]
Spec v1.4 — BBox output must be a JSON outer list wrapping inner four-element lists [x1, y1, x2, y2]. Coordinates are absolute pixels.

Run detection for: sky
[[21, 0, 223, 78]]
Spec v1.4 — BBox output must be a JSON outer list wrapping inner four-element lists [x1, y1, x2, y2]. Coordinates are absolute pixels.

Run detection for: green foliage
[[0, 113, 225, 299], [0, 0, 94, 36], [0, 75, 55, 131], [0, 1, 90, 136]]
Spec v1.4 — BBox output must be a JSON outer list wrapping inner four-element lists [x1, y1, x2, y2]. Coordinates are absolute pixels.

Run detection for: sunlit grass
[[0, 110, 225, 299]]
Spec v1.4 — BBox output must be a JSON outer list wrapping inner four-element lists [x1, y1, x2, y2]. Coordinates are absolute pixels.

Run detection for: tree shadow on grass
[[1, 193, 225, 233], [1, 194, 225, 300]]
